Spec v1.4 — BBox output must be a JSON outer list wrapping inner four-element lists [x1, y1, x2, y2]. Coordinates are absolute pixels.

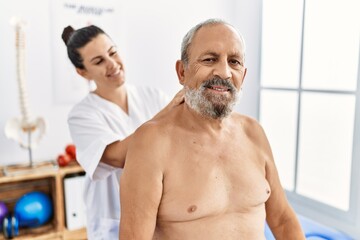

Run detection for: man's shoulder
[[131, 119, 166, 142], [232, 113, 266, 141], [232, 113, 261, 129], [137, 118, 173, 137], [127, 119, 174, 166]]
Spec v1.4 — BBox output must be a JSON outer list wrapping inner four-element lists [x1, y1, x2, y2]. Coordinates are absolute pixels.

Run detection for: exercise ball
[[14, 191, 53, 227]]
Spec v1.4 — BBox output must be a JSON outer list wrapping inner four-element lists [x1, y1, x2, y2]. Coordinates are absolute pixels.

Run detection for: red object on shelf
[[65, 144, 76, 160], [57, 154, 72, 167], [57, 144, 77, 167]]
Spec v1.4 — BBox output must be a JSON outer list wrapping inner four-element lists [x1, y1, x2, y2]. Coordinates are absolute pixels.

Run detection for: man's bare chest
[[158, 142, 270, 222]]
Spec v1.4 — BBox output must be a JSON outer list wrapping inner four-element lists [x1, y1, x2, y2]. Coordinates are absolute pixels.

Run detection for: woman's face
[[77, 34, 125, 91]]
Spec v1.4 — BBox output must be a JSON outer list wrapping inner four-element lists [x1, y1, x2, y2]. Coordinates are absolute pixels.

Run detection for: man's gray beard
[[185, 78, 239, 120]]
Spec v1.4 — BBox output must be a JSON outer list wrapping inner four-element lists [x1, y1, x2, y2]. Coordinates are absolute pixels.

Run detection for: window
[[260, 0, 360, 237]]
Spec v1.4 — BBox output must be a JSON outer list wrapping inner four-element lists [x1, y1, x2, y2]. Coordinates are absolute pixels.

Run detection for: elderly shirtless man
[[119, 19, 305, 239]]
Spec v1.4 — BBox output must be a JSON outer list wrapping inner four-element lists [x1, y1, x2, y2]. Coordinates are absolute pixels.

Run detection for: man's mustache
[[201, 77, 237, 93]]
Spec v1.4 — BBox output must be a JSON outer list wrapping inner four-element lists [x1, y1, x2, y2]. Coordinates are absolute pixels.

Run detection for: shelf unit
[[0, 163, 87, 240]]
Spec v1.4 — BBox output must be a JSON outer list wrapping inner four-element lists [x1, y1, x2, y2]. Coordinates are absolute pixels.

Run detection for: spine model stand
[[4, 17, 47, 168]]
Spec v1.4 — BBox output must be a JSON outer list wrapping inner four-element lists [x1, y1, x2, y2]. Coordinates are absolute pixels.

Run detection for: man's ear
[[175, 60, 185, 86], [76, 68, 91, 80]]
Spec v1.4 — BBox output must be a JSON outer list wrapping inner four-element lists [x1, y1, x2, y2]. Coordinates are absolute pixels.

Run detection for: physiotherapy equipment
[[2, 191, 53, 239]]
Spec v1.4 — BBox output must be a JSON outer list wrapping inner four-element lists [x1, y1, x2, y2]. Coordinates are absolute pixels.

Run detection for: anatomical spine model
[[4, 17, 47, 166]]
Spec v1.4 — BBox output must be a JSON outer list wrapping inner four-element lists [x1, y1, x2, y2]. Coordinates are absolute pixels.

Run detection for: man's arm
[[265, 155, 305, 239], [252, 121, 305, 239], [119, 124, 164, 239]]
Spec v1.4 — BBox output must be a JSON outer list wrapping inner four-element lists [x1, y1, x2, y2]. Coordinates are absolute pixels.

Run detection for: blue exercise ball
[[14, 191, 53, 227]]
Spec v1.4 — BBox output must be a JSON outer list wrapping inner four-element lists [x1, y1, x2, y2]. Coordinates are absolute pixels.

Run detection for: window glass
[[302, 0, 360, 91], [297, 92, 355, 210], [260, 90, 299, 190], [261, 0, 303, 88]]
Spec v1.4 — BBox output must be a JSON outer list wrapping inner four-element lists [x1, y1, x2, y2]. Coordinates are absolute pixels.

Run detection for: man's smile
[[206, 85, 230, 93]]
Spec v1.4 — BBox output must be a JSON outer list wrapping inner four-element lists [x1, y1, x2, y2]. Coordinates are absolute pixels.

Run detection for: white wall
[[118, 0, 235, 95], [232, 0, 262, 117], [0, 0, 261, 166], [0, 0, 72, 165]]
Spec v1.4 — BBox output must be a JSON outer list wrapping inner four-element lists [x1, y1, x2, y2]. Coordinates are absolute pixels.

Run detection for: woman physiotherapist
[[62, 25, 183, 239]]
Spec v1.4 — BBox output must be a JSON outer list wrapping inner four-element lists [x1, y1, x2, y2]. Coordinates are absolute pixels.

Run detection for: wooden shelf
[[63, 228, 87, 240], [0, 162, 87, 239]]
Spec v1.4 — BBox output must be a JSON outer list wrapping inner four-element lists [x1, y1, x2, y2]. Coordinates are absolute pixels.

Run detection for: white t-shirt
[[68, 84, 169, 239]]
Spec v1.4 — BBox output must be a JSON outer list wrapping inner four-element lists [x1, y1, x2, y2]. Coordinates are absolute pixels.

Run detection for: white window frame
[[258, 0, 360, 237]]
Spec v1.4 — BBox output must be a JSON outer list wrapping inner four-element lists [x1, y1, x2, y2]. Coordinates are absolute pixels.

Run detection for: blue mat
[[265, 215, 353, 240]]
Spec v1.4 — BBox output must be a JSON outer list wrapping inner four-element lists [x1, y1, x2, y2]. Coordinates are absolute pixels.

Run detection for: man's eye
[[229, 59, 241, 65], [203, 58, 215, 62], [110, 51, 117, 56]]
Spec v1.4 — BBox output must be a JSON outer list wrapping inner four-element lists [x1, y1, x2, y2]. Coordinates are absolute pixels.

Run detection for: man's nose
[[212, 60, 232, 80]]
